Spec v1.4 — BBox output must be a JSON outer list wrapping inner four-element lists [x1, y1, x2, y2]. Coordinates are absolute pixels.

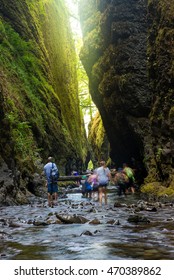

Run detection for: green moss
[[156, 147, 162, 162], [169, 106, 174, 120], [0, 0, 88, 172], [141, 182, 160, 195], [158, 186, 174, 197], [141, 182, 174, 198], [88, 111, 109, 163], [0, 21, 50, 153], [92, 58, 103, 82], [89, 112, 105, 150], [146, 0, 174, 190]]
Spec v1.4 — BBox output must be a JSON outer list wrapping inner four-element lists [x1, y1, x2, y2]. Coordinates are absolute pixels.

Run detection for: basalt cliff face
[[79, 0, 174, 188], [88, 111, 110, 166], [0, 0, 88, 204]]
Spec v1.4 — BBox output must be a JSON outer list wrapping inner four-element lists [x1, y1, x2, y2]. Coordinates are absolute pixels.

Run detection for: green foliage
[[76, 36, 97, 129], [0, 19, 57, 167], [12, 122, 36, 157], [0, 0, 89, 172], [6, 110, 40, 164]]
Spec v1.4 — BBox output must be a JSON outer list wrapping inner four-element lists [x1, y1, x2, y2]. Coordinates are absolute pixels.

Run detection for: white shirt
[[96, 166, 110, 185]]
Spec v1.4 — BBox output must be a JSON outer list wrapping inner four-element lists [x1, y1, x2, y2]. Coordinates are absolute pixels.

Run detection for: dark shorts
[[98, 184, 107, 189], [93, 184, 99, 192], [47, 183, 58, 194], [126, 177, 134, 188]]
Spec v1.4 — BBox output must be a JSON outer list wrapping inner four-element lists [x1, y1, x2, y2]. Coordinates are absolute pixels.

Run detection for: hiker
[[71, 170, 80, 186], [114, 168, 129, 196], [81, 174, 92, 198], [123, 163, 135, 193], [44, 156, 59, 207], [81, 175, 87, 197], [96, 160, 111, 205], [87, 171, 99, 200]]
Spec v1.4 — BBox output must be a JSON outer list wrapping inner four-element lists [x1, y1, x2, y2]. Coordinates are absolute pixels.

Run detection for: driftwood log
[[58, 175, 84, 181]]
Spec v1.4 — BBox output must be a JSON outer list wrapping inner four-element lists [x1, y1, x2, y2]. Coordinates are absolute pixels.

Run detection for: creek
[[0, 188, 174, 260]]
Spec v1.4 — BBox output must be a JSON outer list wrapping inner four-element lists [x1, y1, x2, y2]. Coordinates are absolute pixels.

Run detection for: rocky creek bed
[[0, 189, 174, 260]]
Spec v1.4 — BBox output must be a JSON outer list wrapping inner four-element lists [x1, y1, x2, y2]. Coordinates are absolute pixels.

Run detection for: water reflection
[[0, 191, 174, 260]]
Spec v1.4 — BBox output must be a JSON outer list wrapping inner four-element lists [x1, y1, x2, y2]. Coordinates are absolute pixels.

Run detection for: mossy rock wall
[[88, 111, 110, 167], [79, 0, 174, 187], [0, 0, 88, 176], [146, 0, 174, 186], [79, 0, 150, 172]]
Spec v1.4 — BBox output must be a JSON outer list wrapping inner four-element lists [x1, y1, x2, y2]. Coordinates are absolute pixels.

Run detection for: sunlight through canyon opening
[[65, 0, 97, 135]]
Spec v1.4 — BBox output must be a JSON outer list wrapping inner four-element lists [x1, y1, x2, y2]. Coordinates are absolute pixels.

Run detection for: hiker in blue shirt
[[44, 156, 59, 207], [81, 174, 92, 198]]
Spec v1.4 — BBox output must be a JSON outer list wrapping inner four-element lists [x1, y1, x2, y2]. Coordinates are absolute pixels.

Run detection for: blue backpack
[[85, 181, 92, 191], [49, 163, 59, 183]]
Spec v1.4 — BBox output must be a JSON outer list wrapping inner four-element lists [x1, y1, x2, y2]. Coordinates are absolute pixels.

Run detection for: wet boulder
[[80, 230, 93, 236], [89, 218, 101, 225], [8, 222, 21, 228], [88, 207, 98, 213], [114, 202, 128, 208], [128, 215, 150, 224], [46, 215, 62, 224], [107, 219, 120, 225], [33, 220, 48, 226], [145, 207, 157, 212], [56, 214, 89, 224]]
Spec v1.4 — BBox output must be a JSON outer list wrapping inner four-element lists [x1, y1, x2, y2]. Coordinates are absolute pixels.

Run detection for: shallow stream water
[[0, 190, 174, 260]]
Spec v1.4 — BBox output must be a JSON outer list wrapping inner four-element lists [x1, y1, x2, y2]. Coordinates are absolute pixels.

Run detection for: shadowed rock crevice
[[79, 0, 174, 188], [79, 0, 151, 168]]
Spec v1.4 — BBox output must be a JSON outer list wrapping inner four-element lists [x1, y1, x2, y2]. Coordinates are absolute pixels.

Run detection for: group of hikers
[[81, 162, 136, 202], [43, 157, 136, 207]]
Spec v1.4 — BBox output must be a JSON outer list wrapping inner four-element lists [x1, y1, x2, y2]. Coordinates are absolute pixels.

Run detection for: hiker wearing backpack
[[123, 163, 135, 193], [80, 174, 92, 198], [44, 156, 59, 207], [114, 168, 129, 196]]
